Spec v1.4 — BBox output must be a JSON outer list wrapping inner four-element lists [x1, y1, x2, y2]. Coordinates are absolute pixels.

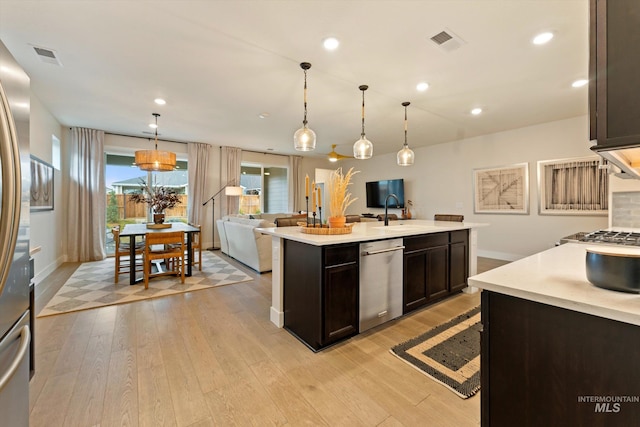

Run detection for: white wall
[[334, 115, 608, 261], [30, 110, 612, 271], [29, 94, 65, 284]]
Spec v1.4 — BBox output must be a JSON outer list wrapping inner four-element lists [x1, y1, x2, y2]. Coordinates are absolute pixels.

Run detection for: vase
[[328, 216, 346, 228], [406, 207, 412, 219], [153, 213, 165, 224]]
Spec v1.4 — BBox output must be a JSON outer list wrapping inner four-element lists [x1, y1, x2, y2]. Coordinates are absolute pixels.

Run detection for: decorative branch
[[328, 167, 359, 218], [129, 178, 181, 213]]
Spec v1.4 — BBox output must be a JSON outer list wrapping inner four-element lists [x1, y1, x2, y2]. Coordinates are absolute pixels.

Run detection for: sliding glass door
[[239, 164, 288, 214], [104, 154, 189, 255]]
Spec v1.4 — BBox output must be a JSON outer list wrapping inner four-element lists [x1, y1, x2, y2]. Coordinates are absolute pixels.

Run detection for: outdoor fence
[[108, 194, 188, 219], [107, 194, 262, 219]]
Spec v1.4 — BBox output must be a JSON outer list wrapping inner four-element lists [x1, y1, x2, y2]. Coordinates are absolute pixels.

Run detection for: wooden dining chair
[[142, 231, 185, 289], [112, 226, 144, 284], [189, 223, 202, 271], [434, 214, 464, 222]]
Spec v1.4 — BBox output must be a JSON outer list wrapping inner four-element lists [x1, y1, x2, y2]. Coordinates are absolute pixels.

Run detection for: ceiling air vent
[[32, 45, 63, 66], [429, 29, 466, 53]]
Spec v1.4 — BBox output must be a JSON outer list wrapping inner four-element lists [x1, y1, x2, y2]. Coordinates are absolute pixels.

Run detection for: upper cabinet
[[590, 0, 640, 147]]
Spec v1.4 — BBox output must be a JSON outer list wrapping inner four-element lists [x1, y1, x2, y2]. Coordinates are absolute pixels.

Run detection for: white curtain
[[221, 146, 242, 215], [187, 142, 211, 226], [67, 127, 106, 261], [288, 155, 302, 212]]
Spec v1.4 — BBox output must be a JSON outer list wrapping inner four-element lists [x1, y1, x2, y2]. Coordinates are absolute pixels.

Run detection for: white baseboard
[[270, 306, 284, 328]]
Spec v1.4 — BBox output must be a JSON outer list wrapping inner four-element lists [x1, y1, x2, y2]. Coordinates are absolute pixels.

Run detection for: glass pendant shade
[[353, 136, 373, 159], [294, 62, 316, 151], [397, 145, 415, 166], [353, 85, 373, 159], [294, 126, 316, 151], [397, 101, 415, 166], [135, 113, 176, 171]]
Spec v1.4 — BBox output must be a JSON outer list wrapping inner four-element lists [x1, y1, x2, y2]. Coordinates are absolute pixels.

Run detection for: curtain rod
[[104, 131, 188, 145], [103, 130, 291, 157]]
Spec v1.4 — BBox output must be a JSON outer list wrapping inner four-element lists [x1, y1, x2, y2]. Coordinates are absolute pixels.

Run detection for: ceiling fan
[[327, 144, 352, 162]]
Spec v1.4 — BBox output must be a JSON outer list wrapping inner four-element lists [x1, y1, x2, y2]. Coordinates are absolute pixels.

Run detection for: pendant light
[[397, 101, 415, 166], [294, 62, 316, 151], [134, 113, 176, 172], [353, 85, 373, 159]]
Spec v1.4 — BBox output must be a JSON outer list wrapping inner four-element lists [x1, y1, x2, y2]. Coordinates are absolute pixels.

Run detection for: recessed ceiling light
[[258, 112, 270, 119], [471, 107, 483, 115], [323, 37, 340, 51], [572, 79, 588, 88], [154, 98, 166, 105], [416, 82, 429, 92], [533, 32, 554, 45]]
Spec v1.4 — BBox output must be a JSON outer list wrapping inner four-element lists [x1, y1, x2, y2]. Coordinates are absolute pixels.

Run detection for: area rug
[[390, 306, 481, 399], [38, 251, 253, 317]]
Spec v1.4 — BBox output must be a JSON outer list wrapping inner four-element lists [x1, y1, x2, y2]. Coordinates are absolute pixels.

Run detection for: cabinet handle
[[377, 310, 388, 318]]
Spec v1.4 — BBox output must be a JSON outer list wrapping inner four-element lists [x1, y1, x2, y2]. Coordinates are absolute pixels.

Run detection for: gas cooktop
[[579, 230, 640, 246]]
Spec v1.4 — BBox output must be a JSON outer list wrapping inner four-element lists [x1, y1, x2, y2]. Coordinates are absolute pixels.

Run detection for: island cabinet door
[[403, 233, 449, 314], [323, 261, 359, 346]]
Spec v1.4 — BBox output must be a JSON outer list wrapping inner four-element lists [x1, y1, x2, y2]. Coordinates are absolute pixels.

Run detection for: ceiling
[[0, 1, 589, 160]]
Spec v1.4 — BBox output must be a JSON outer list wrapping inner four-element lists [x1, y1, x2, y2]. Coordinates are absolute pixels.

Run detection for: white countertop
[[468, 242, 640, 326], [258, 219, 487, 246]]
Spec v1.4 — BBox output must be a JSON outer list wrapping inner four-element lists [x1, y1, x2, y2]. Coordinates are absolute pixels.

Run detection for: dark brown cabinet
[[403, 230, 469, 314], [481, 291, 640, 426], [589, 0, 640, 146], [283, 240, 359, 351], [283, 229, 469, 350], [449, 230, 469, 293], [322, 245, 359, 344]]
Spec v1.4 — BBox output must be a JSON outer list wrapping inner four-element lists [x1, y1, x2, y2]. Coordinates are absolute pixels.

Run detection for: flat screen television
[[366, 179, 405, 208]]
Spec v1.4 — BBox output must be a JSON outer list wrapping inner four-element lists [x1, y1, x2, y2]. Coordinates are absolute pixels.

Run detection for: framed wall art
[[30, 155, 54, 211], [537, 156, 608, 216], [473, 163, 529, 214]]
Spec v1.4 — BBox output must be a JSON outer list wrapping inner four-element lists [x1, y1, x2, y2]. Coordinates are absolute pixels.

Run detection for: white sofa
[[216, 216, 275, 273]]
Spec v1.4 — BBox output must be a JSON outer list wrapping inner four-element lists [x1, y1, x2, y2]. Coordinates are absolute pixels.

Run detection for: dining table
[[120, 222, 200, 286]]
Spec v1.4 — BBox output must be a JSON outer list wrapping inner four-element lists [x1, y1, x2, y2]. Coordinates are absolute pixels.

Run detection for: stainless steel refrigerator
[[0, 40, 31, 426]]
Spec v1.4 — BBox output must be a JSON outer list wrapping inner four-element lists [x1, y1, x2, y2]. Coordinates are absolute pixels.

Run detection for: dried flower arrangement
[[328, 167, 359, 219], [129, 179, 181, 213]]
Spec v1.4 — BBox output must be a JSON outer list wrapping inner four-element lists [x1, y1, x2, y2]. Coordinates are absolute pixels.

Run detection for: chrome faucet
[[384, 194, 400, 226]]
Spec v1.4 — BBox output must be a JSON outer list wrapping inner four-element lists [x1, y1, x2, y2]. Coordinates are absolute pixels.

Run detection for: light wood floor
[[29, 255, 507, 427]]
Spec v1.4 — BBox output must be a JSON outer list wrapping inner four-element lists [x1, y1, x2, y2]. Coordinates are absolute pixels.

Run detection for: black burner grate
[[580, 230, 640, 246]]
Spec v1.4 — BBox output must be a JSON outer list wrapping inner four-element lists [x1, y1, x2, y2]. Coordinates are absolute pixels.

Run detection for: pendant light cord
[[359, 85, 368, 138], [403, 105, 408, 147], [303, 68, 308, 127], [153, 113, 160, 150]]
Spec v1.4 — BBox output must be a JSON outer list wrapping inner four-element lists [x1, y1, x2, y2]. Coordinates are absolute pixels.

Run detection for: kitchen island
[[468, 242, 640, 426], [258, 219, 487, 350]]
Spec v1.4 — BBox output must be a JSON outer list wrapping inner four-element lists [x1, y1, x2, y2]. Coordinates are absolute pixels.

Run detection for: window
[[51, 135, 61, 170], [104, 154, 188, 255], [239, 165, 288, 214]]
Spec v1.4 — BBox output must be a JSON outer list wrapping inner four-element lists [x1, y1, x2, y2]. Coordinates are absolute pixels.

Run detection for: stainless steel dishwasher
[[359, 238, 404, 332]]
